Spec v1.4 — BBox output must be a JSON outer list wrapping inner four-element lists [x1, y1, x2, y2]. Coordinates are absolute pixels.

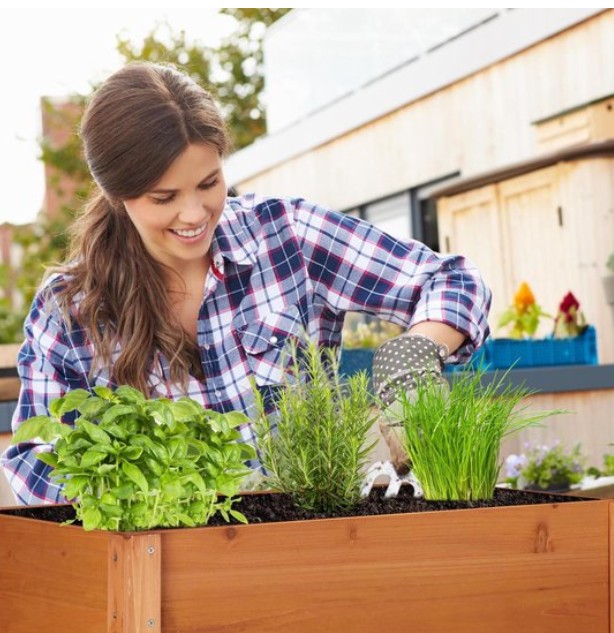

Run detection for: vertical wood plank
[[108, 533, 161, 633]]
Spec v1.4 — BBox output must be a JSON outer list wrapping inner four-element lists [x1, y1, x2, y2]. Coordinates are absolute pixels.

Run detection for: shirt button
[[203, 343, 210, 350], [270, 336, 278, 344], [214, 390, 222, 398]]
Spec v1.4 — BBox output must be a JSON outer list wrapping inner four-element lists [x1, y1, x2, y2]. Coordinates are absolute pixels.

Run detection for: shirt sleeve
[[291, 198, 492, 361], [0, 287, 84, 505]]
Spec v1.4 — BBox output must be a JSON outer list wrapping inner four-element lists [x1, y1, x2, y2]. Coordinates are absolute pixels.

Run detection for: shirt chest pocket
[[236, 303, 305, 387]]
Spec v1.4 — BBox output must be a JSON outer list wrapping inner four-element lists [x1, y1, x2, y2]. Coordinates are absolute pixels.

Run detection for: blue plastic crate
[[481, 326, 598, 369], [338, 348, 375, 379]]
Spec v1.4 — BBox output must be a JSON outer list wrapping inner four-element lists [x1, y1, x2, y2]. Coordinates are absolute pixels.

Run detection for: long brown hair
[[48, 62, 230, 394]]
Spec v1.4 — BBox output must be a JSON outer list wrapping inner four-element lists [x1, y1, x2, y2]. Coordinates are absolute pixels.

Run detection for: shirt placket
[[198, 253, 229, 410]]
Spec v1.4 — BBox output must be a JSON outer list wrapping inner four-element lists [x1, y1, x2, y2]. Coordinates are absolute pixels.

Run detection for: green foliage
[[216, 8, 290, 150], [117, 9, 290, 151], [342, 315, 404, 349], [505, 442, 584, 490], [254, 340, 377, 513], [116, 23, 216, 109], [13, 386, 256, 531], [587, 452, 614, 478], [0, 300, 23, 344], [498, 303, 551, 339], [391, 370, 561, 501], [606, 253, 614, 274]]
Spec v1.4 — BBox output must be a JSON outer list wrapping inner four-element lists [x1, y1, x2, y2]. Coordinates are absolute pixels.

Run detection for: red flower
[[558, 292, 579, 322]]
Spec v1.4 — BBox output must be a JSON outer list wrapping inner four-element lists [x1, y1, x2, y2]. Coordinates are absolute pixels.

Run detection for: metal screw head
[[147, 546, 156, 555], [146, 618, 156, 628]]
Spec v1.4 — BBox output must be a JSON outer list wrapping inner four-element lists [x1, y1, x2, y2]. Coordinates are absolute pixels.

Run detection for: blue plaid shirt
[[1, 195, 491, 504]]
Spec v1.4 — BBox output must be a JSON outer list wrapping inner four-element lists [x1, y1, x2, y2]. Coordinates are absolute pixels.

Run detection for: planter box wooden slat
[[0, 517, 109, 633], [109, 534, 161, 633], [0, 497, 610, 632]]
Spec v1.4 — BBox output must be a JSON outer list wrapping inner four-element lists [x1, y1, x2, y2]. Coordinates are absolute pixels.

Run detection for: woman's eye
[[152, 196, 174, 205], [199, 178, 219, 190]]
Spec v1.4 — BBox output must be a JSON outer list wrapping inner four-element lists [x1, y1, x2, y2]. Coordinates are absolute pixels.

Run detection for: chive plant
[[254, 340, 377, 513], [393, 370, 560, 501], [13, 386, 256, 530]]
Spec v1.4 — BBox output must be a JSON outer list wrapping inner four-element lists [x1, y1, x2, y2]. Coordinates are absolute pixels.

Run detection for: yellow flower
[[514, 282, 535, 314], [498, 282, 551, 339]]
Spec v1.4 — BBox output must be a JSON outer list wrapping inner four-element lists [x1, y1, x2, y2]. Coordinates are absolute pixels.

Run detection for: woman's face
[[123, 143, 227, 274]]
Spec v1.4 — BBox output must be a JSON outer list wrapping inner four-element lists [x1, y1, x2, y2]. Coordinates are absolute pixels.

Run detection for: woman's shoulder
[[225, 194, 333, 228], [227, 193, 321, 214], [35, 271, 72, 300], [27, 271, 77, 322]]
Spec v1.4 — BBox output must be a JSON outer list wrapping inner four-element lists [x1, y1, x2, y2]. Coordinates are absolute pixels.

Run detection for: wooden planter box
[[0, 496, 610, 633]]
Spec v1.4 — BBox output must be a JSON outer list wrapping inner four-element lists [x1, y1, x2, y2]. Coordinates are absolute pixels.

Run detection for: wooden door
[[497, 165, 573, 338], [437, 184, 507, 328]]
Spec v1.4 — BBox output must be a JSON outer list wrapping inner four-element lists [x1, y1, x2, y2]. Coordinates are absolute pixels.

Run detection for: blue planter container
[[473, 326, 598, 370], [338, 348, 375, 384]]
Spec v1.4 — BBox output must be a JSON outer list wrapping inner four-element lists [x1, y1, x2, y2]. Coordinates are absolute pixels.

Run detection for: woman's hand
[[372, 332, 449, 473]]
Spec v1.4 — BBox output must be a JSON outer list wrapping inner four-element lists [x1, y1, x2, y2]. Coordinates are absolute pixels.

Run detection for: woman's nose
[[178, 195, 208, 224]]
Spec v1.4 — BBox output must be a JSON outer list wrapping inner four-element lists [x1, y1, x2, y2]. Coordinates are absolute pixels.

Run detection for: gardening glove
[[372, 333, 448, 474]]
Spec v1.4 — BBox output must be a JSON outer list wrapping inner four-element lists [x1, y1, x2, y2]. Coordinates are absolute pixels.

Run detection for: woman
[[1, 62, 491, 505]]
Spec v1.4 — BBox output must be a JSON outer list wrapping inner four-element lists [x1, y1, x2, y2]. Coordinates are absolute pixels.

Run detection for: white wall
[[264, 8, 497, 134]]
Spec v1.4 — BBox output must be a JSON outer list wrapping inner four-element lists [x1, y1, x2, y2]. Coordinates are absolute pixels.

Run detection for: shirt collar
[[210, 197, 260, 270]]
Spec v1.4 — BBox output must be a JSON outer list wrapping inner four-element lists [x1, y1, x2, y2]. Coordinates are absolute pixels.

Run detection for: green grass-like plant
[[391, 370, 561, 501], [254, 340, 377, 513], [12, 386, 256, 530]]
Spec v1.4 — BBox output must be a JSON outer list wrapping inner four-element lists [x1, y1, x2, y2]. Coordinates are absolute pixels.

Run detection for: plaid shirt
[[1, 195, 491, 504]]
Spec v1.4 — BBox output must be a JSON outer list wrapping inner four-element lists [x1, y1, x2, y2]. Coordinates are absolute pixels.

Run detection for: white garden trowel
[[360, 460, 423, 499]]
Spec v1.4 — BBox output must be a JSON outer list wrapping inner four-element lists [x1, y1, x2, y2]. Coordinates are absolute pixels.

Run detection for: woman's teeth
[[172, 225, 206, 238]]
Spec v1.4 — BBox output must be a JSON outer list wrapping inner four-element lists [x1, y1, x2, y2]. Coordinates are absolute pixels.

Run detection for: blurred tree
[[117, 8, 290, 150], [0, 9, 290, 343], [216, 8, 291, 150]]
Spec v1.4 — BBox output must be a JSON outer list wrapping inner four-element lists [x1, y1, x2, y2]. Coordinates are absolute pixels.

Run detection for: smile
[[170, 225, 207, 238]]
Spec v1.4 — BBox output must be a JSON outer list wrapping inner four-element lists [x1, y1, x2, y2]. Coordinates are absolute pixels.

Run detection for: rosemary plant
[[254, 340, 377, 513], [392, 370, 560, 501]]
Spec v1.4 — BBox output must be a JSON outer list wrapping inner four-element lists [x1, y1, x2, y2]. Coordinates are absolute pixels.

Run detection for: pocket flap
[[238, 303, 304, 355]]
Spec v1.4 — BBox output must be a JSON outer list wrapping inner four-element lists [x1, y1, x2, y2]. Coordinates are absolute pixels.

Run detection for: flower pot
[[338, 347, 375, 391], [477, 326, 598, 369], [0, 491, 609, 633]]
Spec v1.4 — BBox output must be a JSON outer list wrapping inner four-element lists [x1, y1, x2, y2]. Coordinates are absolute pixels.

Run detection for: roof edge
[[430, 139, 614, 199]]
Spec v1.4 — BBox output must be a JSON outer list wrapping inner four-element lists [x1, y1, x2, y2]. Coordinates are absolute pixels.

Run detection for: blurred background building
[[226, 8, 614, 361]]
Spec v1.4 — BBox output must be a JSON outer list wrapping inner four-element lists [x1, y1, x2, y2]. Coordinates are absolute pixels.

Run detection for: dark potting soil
[[0, 486, 590, 529]]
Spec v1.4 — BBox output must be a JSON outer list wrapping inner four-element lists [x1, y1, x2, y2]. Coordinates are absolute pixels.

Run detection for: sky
[[1, 8, 234, 225]]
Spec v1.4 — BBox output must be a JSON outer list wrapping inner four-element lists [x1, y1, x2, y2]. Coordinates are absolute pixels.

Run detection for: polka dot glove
[[372, 333, 447, 408], [372, 333, 448, 474]]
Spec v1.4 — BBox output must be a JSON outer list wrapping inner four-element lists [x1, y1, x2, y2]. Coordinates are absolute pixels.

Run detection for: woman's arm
[[291, 198, 492, 360]]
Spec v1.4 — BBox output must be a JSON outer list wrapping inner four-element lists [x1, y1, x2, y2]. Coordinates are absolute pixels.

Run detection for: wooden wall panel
[[236, 11, 614, 213], [500, 388, 614, 468]]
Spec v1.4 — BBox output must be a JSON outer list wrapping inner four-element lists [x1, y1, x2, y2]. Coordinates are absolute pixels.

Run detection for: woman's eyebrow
[[149, 169, 220, 194]]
